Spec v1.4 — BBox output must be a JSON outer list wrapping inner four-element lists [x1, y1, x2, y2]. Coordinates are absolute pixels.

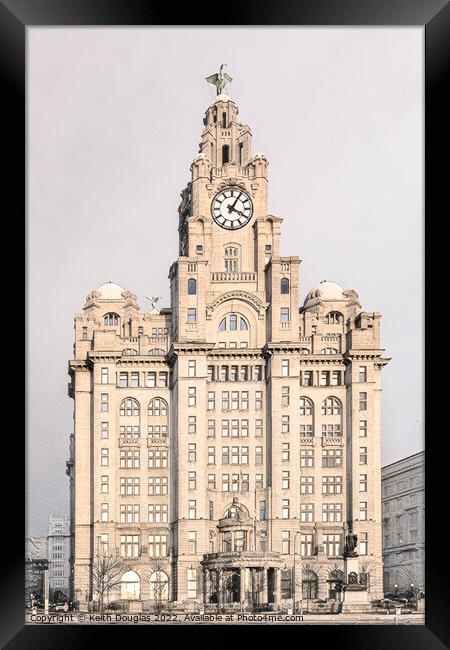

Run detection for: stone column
[[274, 568, 282, 609], [217, 570, 223, 608], [240, 568, 247, 607], [262, 568, 268, 604], [202, 568, 208, 605]]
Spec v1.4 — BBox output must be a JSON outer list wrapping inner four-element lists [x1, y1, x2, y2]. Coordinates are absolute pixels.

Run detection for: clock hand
[[228, 206, 245, 218], [227, 192, 242, 213]]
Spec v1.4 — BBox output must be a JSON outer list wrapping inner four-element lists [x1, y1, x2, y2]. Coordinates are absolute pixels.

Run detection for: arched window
[[280, 278, 290, 294], [299, 397, 314, 417], [224, 247, 239, 272], [121, 570, 140, 600], [122, 348, 138, 356], [148, 398, 168, 417], [325, 311, 343, 325], [120, 398, 140, 417], [222, 112, 227, 128], [222, 145, 230, 165], [218, 313, 248, 332], [302, 570, 318, 600], [187, 278, 197, 295], [321, 397, 342, 415], [321, 348, 339, 355], [300, 348, 310, 355], [104, 313, 119, 326], [149, 348, 165, 356], [149, 571, 169, 601]]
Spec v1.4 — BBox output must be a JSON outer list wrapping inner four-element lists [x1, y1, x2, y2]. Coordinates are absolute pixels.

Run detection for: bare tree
[[90, 553, 127, 614], [359, 559, 378, 594]]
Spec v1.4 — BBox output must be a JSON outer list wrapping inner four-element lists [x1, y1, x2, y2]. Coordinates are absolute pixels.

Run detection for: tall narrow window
[[280, 278, 290, 294], [187, 278, 197, 295], [222, 112, 227, 128], [238, 142, 243, 165], [187, 308, 197, 323], [224, 247, 239, 272], [222, 145, 230, 165]]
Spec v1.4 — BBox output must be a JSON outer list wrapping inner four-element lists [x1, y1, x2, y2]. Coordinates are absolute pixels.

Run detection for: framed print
[[2, 0, 448, 646]]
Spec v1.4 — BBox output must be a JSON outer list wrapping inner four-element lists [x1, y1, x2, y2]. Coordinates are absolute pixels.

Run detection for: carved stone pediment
[[206, 290, 267, 320]]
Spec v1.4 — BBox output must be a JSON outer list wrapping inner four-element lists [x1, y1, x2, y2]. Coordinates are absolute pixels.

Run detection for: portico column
[[240, 568, 246, 606], [262, 568, 268, 604], [217, 570, 223, 608], [202, 568, 208, 604], [274, 568, 282, 609]]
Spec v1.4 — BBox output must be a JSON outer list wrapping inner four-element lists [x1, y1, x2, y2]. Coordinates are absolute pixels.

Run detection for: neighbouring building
[[47, 515, 71, 598], [382, 451, 425, 597], [68, 72, 390, 611], [25, 537, 48, 603]]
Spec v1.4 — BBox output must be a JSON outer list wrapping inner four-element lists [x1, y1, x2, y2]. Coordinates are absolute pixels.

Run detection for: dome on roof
[[209, 93, 234, 106], [304, 280, 347, 305], [95, 282, 125, 300]]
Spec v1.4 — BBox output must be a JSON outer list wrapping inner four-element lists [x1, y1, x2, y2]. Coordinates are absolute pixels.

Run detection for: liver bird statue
[[206, 64, 233, 95]]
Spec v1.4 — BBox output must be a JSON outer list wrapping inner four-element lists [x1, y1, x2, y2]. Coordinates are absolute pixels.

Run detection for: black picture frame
[[3, 0, 448, 646]]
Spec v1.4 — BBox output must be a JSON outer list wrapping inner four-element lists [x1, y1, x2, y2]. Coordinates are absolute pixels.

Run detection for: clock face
[[211, 187, 253, 230]]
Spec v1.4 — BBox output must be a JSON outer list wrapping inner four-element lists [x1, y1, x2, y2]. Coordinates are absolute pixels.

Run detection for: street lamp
[[293, 531, 301, 614], [394, 583, 398, 598], [410, 583, 416, 610]]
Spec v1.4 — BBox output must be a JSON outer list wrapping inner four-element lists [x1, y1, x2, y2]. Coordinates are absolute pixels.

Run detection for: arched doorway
[[224, 572, 240, 605], [121, 570, 140, 600], [149, 570, 169, 603], [302, 570, 318, 601]]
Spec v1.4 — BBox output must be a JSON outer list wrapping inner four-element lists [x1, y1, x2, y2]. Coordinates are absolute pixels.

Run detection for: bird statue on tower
[[206, 64, 233, 95]]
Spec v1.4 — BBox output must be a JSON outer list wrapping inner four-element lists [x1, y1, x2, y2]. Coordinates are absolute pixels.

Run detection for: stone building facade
[[48, 515, 71, 597], [381, 451, 424, 597], [68, 83, 390, 610]]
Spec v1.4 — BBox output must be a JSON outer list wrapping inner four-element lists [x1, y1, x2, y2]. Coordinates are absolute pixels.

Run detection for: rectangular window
[[119, 371, 128, 387], [222, 391, 229, 410], [101, 448, 109, 467], [322, 476, 342, 494], [300, 533, 314, 556], [282, 470, 290, 490], [282, 531, 290, 554], [359, 392, 367, 410], [100, 475, 109, 494], [101, 422, 109, 439], [188, 531, 197, 555], [255, 390, 263, 410], [187, 308, 197, 323], [282, 499, 290, 519], [188, 500, 197, 519], [147, 371, 156, 388], [209, 500, 214, 520], [100, 393, 109, 412], [322, 503, 342, 523], [188, 415, 196, 434], [120, 476, 140, 495], [255, 474, 264, 490], [208, 420, 216, 437], [254, 366, 263, 381], [158, 371, 168, 387], [359, 447, 368, 464], [188, 387, 196, 406], [148, 449, 168, 468], [187, 569, 197, 598], [300, 476, 314, 494], [255, 446, 263, 465], [120, 449, 140, 468], [101, 367, 109, 384], [120, 504, 140, 524], [147, 477, 168, 496], [299, 424, 313, 437], [302, 371, 313, 387], [82, 326, 88, 340], [300, 449, 314, 467], [359, 366, 367, 382], [208, 474, 216, 490], [207, 447, 215, 465], [207, 391, 215, 410], [260, 500, 267, 520], [241, 446, 249, 465], [120, 535, 139, 558], [188, 360, 197, 377], [323, 534, 341, 556], [322, 449, 342, 468], [359, 532, 368, 555], [360, 501, 368, 521], [148, 534, 167, 558], [282, 415, 290, 433], [331, 371, 341, 386], [222, 446, 230, 465], [280, 307, 290, 322], [281, 386, 290, 406], [148, 504, 168, 523], [359, 420, 367, 437], [222, 474, 230, 492], [281, 359, 289, 377], [282, 442, 290, 461], [207, 366, 214, 382], [255, 419, 263, 437], [359, 474, 368, 492], [188, 443, 197, 462]]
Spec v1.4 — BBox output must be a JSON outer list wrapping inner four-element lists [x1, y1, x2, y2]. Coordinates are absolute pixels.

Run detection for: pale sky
[[27, 27, 423, 536]]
